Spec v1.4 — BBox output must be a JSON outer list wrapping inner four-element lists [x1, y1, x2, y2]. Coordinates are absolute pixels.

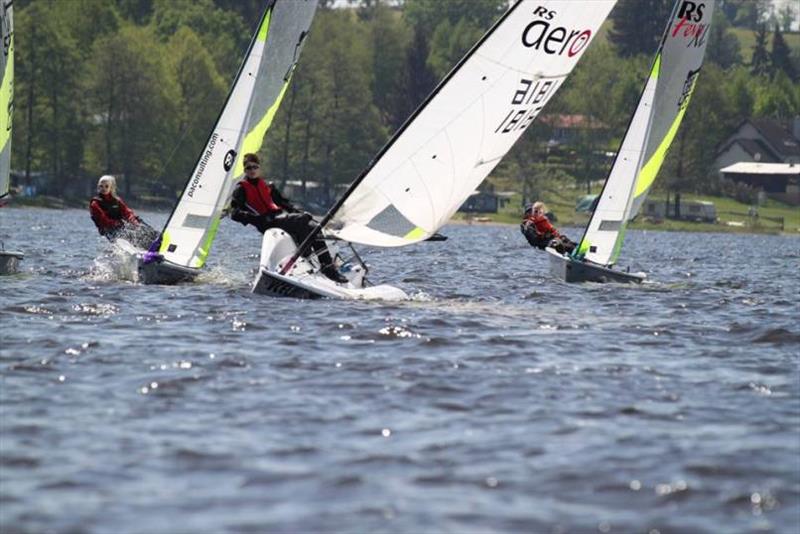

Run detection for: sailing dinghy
[[253, 0, 617, 299], [547, 0, 714, 284], [0, 1, 21, 276], [136, 0, 317, 284]]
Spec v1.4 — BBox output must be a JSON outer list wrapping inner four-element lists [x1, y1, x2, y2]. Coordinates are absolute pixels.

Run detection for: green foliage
[[261, 9, 387, 201], [427, 18, 483, 79], [609, 0, 673, 57], [82, 25, 179, 196], [13, 1, 86, 194], [770, 25, 797, 82], [11, 0, 797, 209], [403, 0, 505, 35], [367, 3, 412, 131], [150, 0, 248, 78], [750, 24, 771, 76], [706, 6, 742, 69], [662, 64, 736, 194], [728, 0, 770, 30], [753, 70, 800, 119], [163, 27, 227, 191]]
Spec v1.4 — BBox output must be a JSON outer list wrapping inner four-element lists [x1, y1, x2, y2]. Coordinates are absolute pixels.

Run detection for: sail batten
[[579, 0, 713, 266], [158, 0, 317, 268]]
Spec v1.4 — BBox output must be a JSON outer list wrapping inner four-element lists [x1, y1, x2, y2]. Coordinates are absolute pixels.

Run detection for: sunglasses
[[245, 165, 259, 171]]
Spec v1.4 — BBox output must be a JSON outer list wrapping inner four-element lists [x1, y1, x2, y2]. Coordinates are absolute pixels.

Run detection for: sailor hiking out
[[521, 201, 576, 254], [229, 153, 347, 283], [89, 175, 158, 249]]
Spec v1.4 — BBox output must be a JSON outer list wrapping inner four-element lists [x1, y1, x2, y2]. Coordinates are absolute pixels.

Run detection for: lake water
[[2, 207, 799, 533]]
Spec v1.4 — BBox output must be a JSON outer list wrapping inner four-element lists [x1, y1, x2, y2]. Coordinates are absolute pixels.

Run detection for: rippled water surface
[[2, 207, 799, 533]]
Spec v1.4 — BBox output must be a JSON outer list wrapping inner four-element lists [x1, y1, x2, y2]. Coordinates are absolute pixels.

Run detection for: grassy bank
[[453, 183, 800, 235]]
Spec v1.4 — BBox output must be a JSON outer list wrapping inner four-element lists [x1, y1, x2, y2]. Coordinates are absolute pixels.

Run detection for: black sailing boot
[[321, 264, 348, 284]]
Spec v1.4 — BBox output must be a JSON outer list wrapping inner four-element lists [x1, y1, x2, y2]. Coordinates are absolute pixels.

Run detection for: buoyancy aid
[[238, 178, 281, 215], [524, 214, 560, 239], [91, 194, 123, 223]]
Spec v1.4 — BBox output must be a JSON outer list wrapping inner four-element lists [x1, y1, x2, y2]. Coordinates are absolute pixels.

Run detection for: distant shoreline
[[3, 202, 797, 236]]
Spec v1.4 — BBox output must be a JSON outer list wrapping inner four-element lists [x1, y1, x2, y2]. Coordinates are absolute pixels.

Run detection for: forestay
[[578, 0, 713, 266], [0, 2, 13, 199], [326, 0, 616, 247], [158, 0, 317, 268]]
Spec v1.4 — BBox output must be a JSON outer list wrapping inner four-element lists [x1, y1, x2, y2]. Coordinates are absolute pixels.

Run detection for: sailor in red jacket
[[89, 175, 158, 248], [520, 201, 576, 254], [229, 153, 346, 283]]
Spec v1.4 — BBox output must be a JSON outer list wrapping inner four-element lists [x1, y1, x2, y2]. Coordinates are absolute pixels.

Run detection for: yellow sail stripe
[[576, 237, 590, 258], [403, 227, 426, 241], [257, 8, 272, 42], [0, 42, 13, 152], [230, 6, 279, 176], [633, 56, 696, 199], [633, 105, 689, 198], [159, 230, 172, 254], [610, 224, 627, 264], [194, 216, 220, 267], [233, 80, 289, 176]]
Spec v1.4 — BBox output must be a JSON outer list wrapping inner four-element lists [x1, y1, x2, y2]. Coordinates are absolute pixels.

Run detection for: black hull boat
[[0, 249, 23, 275], [546, 247, 645, 284], [138, 258, 199, 285]]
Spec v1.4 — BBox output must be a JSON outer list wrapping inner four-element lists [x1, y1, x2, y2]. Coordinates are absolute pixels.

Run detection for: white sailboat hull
[[0, 249, 23, 275], [546, 247, 645, 284], [253, 229, 407, 301]]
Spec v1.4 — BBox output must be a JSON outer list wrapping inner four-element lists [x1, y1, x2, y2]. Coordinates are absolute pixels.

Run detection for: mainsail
[[157, 0, 317, 268], [0, 1, 13, 199], [321, 0, 616, 248], [577, 0, 713, 266]]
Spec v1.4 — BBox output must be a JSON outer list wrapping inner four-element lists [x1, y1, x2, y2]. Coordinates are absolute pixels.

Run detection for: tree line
[[11, 0, 800, 207]]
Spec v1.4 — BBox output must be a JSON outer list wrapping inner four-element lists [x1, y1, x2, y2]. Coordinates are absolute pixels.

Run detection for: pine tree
[[609, 0, 673, 58], [750, 24, 771, 77], [770, 24, 797, 82], [706, 8, 742, 69]]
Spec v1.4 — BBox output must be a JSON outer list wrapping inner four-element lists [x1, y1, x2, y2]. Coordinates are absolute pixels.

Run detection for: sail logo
[[677, 1, 705, 21], [187, 133, 218, 198], [223, 150, 236, 172], [677, 68, 701, 110], [672, 1, 709, 47], [521, 7, 593, 57], [494, 77, 562, 134]]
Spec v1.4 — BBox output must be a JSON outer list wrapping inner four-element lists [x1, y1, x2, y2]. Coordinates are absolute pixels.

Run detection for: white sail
[[0, 2, 13, 198], [326, 0, 616, 247], [578, 0, 714, 266], [158, 0, 317, 268]]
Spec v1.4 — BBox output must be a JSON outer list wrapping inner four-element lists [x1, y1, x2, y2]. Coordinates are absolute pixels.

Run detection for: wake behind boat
[[256, 0, 616, 300], [548, 0, 713, 284]]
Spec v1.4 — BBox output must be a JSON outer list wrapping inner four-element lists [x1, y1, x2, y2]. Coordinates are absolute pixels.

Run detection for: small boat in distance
[[548, 0, 714, 284], [0, 1, 22, 276], [254, 0, 617, 299]]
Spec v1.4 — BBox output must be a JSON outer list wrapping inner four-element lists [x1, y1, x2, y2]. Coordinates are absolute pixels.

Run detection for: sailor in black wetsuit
[[229, 153, 346, 283]]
